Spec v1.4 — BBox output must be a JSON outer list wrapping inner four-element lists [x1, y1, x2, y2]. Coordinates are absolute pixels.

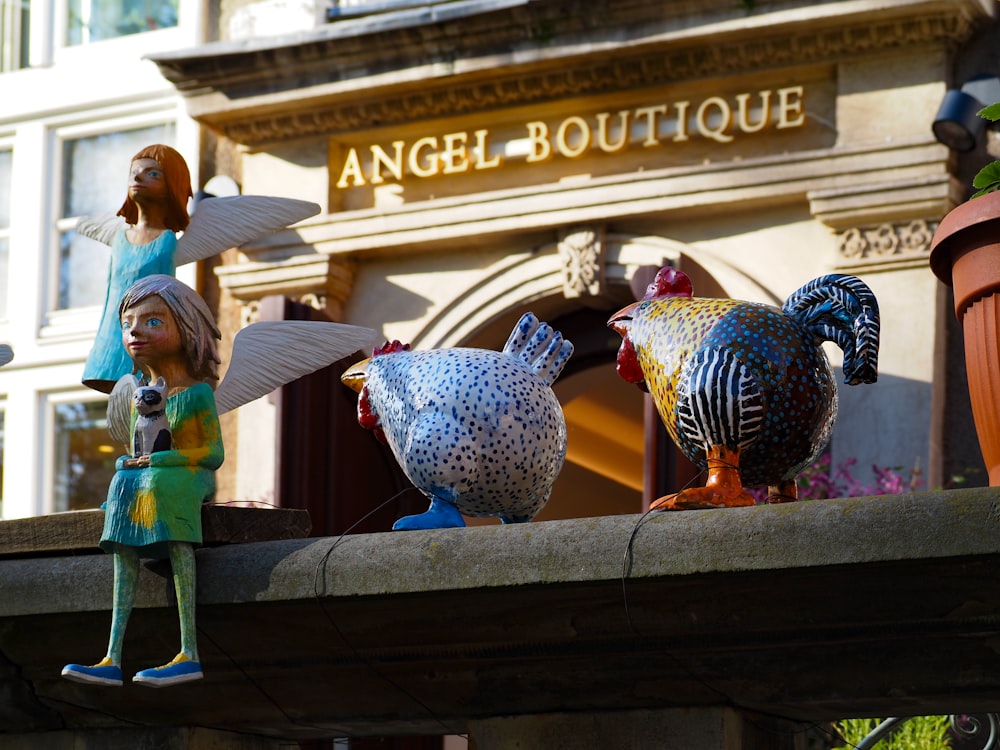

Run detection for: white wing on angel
[[74, 195, 321, 266], [213, 320, 376, 415], [175, 196, 321, 266], [106, 321, 377, 445], [75, 213, 126, 246], [107, 374, 136, 447]]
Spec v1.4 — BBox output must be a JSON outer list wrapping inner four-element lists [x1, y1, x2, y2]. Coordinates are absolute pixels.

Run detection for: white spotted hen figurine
[[342, 313, 574, 530]]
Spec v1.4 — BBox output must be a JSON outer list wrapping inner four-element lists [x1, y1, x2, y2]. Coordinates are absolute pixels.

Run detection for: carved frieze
[[166, 8, 980, 146], [835, 219, 938, 269]]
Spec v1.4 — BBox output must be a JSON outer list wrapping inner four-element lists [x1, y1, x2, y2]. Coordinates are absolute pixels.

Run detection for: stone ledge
[[2, 489, 1000, 739]]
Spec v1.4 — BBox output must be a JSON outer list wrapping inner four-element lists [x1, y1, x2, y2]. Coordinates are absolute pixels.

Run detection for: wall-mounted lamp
[[933, 74, 1000, 152]]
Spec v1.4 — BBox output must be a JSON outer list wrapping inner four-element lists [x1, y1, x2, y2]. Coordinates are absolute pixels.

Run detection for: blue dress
[[82, 228, 177, 393], [100, 383, 224, 560]]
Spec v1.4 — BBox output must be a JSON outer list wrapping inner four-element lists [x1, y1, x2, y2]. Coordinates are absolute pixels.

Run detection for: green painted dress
[[101, 383, 224, 560]]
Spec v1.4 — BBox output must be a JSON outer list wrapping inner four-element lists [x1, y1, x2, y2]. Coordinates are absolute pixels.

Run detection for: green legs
[[63, 541, 201, 687], [106, 544, 139, 666], [168, 541, 199, 662]]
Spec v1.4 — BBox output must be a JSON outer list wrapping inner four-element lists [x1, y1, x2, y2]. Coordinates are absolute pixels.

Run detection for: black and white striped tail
[[782, 274, 880, 386]]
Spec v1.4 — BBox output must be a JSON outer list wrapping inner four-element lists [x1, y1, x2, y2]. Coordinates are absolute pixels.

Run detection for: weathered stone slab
[[0, 506, 311, 558], [2, 489, 1000, 741]]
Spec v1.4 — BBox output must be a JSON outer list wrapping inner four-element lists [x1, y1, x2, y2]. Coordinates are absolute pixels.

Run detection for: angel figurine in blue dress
[[78, 144, 322, 393]]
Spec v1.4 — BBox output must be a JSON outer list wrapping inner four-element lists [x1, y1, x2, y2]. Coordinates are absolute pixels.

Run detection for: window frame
[[43, 113, 178, 327], [0, 137, 12, 323], [40, 387, 116, 515]]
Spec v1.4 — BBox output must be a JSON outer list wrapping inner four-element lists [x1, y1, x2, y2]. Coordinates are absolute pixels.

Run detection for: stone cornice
[[149, 0, 993, 147]]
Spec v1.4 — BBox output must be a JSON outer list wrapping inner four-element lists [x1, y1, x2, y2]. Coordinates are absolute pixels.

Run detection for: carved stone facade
[[146, 0, 999, 506]]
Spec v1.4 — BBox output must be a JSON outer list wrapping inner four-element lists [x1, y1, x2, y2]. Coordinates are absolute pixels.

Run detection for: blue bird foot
[[392, 497, 466, 531]]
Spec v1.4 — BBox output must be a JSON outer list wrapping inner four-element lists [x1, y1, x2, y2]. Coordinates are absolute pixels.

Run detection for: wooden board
[[0, 505, 312, 558]]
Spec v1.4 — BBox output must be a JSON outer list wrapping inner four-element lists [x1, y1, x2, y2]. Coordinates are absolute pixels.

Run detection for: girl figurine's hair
[[119, 275, 222, 385], [116, 144, 193, 233]]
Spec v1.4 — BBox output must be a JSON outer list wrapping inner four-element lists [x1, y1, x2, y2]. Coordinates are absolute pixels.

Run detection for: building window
[[52, 398, 116, 512], [57, 123, 174, 310], [0, 147, 9, 319], [0, 0, 29, 71], [65, 0, 177, 46]]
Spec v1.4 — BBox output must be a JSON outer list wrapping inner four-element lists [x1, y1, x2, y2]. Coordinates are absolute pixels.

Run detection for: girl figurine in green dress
[[63, 274, 223, 688], [82, 145, 192, 394]]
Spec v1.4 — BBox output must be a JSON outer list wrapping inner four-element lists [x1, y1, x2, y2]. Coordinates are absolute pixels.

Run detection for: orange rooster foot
[[650, 445, 756, 511], [766, 479, 799, 504], [651, 485, 756, 511]]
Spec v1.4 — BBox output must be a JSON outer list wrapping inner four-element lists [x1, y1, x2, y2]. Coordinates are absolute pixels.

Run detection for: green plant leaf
[[978, 102, 1000, 122], [972, 161, 1000, 198]]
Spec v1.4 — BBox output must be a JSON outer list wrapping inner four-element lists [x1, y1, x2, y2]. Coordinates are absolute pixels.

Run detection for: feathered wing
[[175, 196, 321, 266], [75, 196, 320, 260], [107, 374, 139, 448], [782, 274, 880, 386], [214, 321, 377, 414], [76, 213, 127, 246]]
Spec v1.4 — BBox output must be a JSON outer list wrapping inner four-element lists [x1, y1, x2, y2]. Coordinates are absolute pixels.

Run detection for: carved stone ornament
[[558, 227, 605, 299], [836, 220, 937, 264]]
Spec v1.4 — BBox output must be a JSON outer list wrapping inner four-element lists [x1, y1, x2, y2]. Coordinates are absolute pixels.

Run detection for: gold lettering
[[441, 132, 470, 174], [408, 136, 440, 178], [333, 85, 810, 189], [369, 141, 404, 185], [672, 101, 691, 142], [556, 116, 590, 158], [776, 85, 805, 129], [474, 129, 502, 170], [526, 121, 552, 163], [336, 148, 366, 188], [596, 111, 631, 153], [634, 105, 666, 146], [696, 97, 734, 143], [735, 91, 771, 133]]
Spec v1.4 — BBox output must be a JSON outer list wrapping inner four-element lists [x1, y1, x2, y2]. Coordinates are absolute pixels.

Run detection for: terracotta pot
[[930, 190, 1000, 486]]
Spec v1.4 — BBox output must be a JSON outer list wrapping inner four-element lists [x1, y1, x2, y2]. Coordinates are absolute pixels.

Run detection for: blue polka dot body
[[351, 313, 574, 530]]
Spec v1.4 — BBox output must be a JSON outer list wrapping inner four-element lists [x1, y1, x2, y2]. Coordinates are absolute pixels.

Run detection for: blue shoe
[[61, 659, 123, 687], [132, 655, 203, 688]]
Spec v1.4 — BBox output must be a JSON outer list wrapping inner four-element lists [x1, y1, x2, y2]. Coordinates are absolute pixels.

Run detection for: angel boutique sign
[[335, 85, 808, 189]]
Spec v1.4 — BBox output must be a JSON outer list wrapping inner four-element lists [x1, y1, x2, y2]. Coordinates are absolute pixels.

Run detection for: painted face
[[121, 295, 183, 368], [128, 158, 166, 203]]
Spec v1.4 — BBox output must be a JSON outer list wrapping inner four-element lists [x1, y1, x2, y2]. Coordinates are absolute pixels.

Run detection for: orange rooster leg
[[767, 480, 798, 504], [650, 445, 756, 511]]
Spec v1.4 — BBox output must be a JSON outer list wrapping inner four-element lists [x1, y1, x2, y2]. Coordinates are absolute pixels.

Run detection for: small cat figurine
[[133, 377, 172, 457]]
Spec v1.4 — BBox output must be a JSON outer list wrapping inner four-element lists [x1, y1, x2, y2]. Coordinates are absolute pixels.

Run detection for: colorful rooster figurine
[[342, 313, 574, 530], [609, 267, 879, 509]]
